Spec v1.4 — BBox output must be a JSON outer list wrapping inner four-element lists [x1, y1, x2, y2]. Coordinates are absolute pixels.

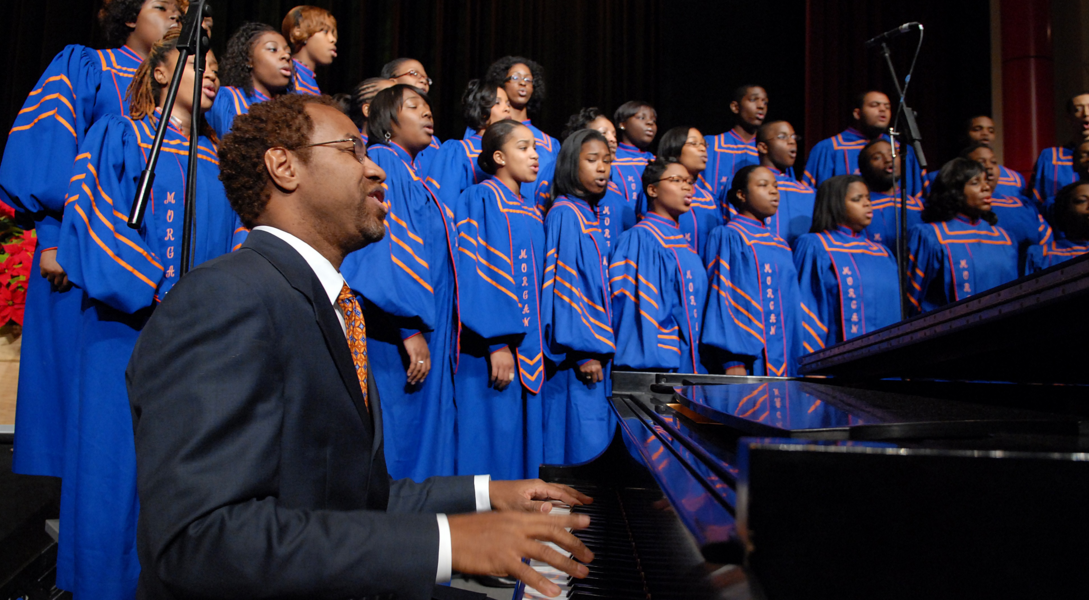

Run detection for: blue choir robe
[[995, 165, 1030, 202], [0, 45, 142, 481], [427, 132, 487, 210], [291, 58, 320, 95], [206, 85, 270, 139], [990, 194, 1050, 272], [56, 112, 237, 600], [609, 213, 708, 373], [703, 129, 759, 201], [609, 166, 639, 231], [613, 142, 653, 217], [865, 189, 924, 253], [453, 178, 546, 479], [1025, 237, 1089, 274], [675, 174, 724, 258], [519, 120, 559, 208], [414, 135, 442, 180], [341, 141, 459, 482], [764, 166, 816, 248], [794, 227, 900, 353], [804, 127, 924, 196], [541, 195, 616, 465], [1032, 146, 1078, 214], [905, 217, 1019, 316], [597, 181, 629, 255], [701, 214, 803, 377]]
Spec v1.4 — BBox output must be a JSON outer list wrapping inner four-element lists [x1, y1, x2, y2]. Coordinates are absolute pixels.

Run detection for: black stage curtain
[[1, 0, 984, 173], [1, 0, 809, 156], [805, 0, 992, 175]]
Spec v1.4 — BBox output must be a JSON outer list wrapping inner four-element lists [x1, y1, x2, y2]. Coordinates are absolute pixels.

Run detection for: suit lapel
[[244, 231, 373, 434]]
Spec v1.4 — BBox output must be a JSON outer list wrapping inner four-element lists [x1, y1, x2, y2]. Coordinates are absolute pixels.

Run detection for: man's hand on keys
[[449, 510, 593, 597]]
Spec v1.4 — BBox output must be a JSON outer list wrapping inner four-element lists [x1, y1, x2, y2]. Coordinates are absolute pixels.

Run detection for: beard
[[862, 166, 895, 192], [357, 201, 387, 247]]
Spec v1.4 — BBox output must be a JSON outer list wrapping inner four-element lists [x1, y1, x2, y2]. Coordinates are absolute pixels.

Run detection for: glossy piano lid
[[673, 379, 1081, 440], [674, 381, 867, 437]]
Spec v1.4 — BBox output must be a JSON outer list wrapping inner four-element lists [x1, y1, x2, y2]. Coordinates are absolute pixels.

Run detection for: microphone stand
[[876, 41, 928, 321], [127, 0, 212, 278]]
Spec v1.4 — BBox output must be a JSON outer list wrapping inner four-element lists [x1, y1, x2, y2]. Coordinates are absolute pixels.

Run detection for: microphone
[[865, 22, 922, 48]]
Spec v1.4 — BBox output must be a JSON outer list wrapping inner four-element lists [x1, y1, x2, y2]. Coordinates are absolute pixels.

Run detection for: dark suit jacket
[[127, 230, 476, 599]]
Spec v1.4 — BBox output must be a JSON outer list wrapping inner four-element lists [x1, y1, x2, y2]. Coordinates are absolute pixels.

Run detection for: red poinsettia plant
[[0, 200, 35, 328]]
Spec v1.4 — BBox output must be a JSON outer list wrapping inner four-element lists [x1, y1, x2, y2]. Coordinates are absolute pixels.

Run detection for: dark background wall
[[0, 0, 991, 172]]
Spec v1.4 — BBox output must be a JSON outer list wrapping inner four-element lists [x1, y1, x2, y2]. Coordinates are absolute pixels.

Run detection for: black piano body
[[523, 255, 1089, 599]]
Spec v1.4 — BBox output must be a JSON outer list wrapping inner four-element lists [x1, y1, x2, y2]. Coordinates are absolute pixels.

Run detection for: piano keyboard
[[518, 486, 717, 599]]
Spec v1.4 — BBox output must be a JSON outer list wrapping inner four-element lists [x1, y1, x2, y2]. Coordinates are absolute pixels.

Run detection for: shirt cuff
[[474, 474, 492, 512], [435, 514, 452, 583]]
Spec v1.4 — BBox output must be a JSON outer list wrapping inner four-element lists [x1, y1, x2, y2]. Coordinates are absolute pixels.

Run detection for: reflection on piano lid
[[673, 380, 1085, 441]]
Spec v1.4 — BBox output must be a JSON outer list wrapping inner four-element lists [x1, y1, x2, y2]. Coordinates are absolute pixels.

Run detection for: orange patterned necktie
[[337, 283, 369, 410]]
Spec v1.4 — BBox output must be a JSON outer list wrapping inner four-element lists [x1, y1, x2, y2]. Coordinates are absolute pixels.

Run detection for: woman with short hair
[[427, 79, 511, 209], [341, 84, 459, 482], [906, 157, 1018, 315]]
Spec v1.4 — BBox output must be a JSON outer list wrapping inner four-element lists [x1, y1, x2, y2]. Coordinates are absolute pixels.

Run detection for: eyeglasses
[[301, 136, 368, 163], [392, 70, 433, 86], [685, 140, 708, 149], [657, 175, 695, 186], [773, 133, 803, 142], [505, 73, 534, 85]]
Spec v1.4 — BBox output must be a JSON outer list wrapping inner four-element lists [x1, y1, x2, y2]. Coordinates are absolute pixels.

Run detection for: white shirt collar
[[252, 225, 344, 307]]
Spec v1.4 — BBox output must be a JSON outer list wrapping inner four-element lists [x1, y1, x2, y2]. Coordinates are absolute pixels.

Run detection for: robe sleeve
[[454, 184, 525, 348], [904, 145, 925, 197], [57, 116, 164, 313], [608, 229, 682, 371], [530, 161, 555, 215], [802, 138, 834, 188], [0, 45, 100, 249], [793, 234, 838, 352], [700, 226, 766, 368], [541, 206, 616, 359], [1031, 149, 1050, 211], [426, 139, 475, 210], [205, 86, 243, 139], [905, 224, 943, 317], [1024, 244, 1048, 276], [231, 215, 249, 252], [341, 152, 436, 333]]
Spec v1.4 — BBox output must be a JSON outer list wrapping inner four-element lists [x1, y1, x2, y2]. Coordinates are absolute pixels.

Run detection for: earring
[[383, 131, 391, 142]]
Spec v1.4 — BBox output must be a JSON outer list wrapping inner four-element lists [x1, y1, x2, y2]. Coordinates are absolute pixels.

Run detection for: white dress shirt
[[252, 226, 491, 583]]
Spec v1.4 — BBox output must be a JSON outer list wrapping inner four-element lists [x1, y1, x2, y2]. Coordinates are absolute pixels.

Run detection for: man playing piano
[[125, 93, 592, 600]]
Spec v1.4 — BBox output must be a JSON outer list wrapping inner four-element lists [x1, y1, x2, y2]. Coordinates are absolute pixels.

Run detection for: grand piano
[[519, 254, 1089, 599]]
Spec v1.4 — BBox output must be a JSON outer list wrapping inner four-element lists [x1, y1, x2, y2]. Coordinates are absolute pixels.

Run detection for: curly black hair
[[560, 107, 607, 142], [98, 0, 188, 49], [219, 22, 277, 96], [1052, 181, 1089, 239], [219, 94, 337, 227], [922, 157, 997, 225], [485, 56, 546, 117], [462, 79, 500, 133]]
